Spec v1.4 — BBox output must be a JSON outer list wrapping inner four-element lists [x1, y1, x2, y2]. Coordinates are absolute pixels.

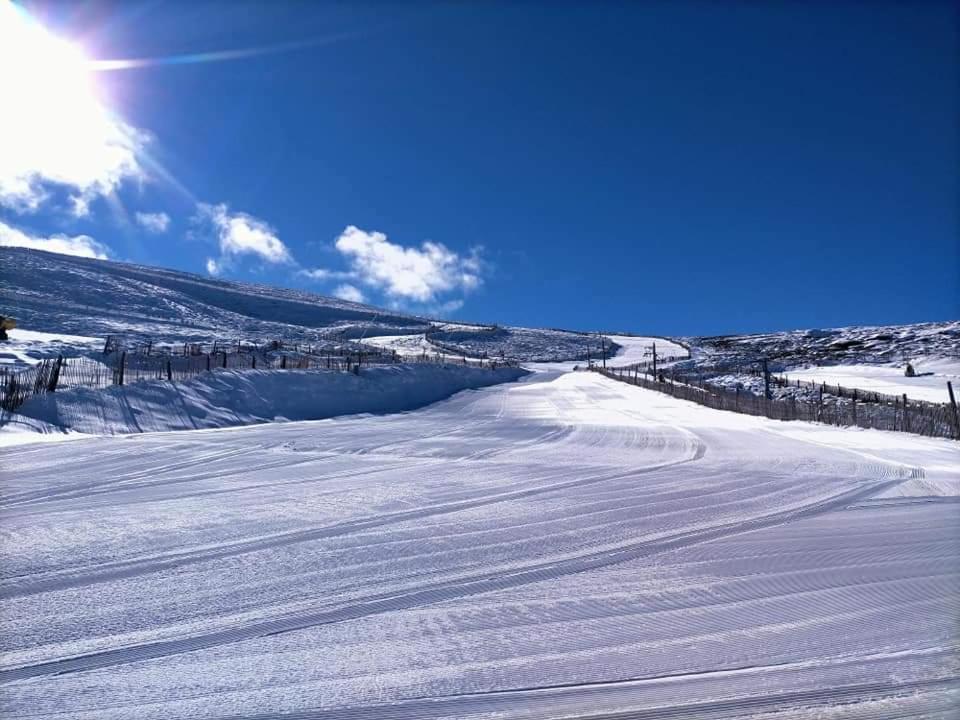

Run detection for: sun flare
[[0, 0, 145, 213]]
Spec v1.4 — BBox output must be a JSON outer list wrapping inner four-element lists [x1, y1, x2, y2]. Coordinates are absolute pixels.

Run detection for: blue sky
[[1, 0, 957, 335]]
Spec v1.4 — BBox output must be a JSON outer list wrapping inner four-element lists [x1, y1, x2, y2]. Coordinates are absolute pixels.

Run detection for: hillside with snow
[[687, 321, 960, 368], [2, 248, 959, 720], [1, 247, 614, 364], [680, 322, 960, 405]]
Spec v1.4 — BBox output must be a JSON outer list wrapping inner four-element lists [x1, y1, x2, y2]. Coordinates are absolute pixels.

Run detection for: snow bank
[[12, 364, 526, 436]]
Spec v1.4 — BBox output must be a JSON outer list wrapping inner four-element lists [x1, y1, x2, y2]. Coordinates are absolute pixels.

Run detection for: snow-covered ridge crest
[[1, 247, 603, 362], [687, 320, 960, 367]]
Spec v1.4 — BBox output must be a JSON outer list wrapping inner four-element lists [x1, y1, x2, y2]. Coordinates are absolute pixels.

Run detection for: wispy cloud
[[333, 225, 484, 303], [297, 267, 355, 281], [195, 202, 293, 274], [0, 218, 110, 259], [333, 283, 365, 303], [135, 211, 170, 234]]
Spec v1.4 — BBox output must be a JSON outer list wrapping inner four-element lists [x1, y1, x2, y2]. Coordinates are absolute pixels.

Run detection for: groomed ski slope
[[1, 366, 958, 719]]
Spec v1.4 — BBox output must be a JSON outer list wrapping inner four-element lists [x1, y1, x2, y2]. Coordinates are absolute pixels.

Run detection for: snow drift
[[12, 363, 526, 436]]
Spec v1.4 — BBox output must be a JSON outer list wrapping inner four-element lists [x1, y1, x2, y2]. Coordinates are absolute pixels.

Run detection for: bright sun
[[0, 0, 144, 214]]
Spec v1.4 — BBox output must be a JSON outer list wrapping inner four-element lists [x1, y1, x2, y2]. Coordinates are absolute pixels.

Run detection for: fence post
[[167, 358, 173, 381], [947, 382, 960, 439], [852, 390, 857, 426], [222, 352, 228, 369], [902, 394, 909, 433], [47, 355, 63, 392], [206, 354, 211, 372], [118, 351, 126, 386]]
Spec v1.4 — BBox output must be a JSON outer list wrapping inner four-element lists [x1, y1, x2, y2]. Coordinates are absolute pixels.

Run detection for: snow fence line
[[10, 364, 528, 436], [593, 366, 959, 440]]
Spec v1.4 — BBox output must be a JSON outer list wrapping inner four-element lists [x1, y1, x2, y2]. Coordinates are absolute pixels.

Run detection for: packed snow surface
[[2, 368, 957, 719]]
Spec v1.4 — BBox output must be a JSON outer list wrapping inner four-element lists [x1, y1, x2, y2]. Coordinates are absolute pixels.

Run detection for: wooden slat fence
[[593, 365, 958, 440], [1, 342, 518, 414]]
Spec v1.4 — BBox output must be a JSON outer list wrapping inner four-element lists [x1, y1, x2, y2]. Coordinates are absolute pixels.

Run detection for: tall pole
[[762, 358, 770, 400], [601, 335, 606, 369], [948, 381, 960, 439], [652, 341, 657, 379]]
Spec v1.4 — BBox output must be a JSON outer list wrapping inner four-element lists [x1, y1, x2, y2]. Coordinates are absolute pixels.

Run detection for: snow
[[426, 325, 606, 362], [2, 368, 957, 718], [1, 248, 607, 361], [2, 246, 958, 718], [361, 333, 689, 369], [783, 361, 960, 404], [7, 364, 526, 438], [1, 246, 428, 345], [606, 334, 689, 365], [0, 328, 102, 369], [687, 320, 960, 368]]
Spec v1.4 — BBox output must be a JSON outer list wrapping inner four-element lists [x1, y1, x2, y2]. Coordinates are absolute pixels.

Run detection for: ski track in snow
[[1, 368, 958, 719]]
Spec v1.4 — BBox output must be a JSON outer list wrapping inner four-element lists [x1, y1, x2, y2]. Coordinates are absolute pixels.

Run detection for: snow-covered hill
[[3, 247, 955, 371], [679, 321, 960, 404], [687, 321, 960, 368], [2, 246, 427, 345], [1, 248, 605, 363]]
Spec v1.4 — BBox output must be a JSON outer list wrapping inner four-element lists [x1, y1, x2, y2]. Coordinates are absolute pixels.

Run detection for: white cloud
[[333, 284, 365, 303], [0, 218, 110, 259], [0, 3, 149, 215], [196, 202, 292, 274], [135, 211, 170, 234], [334, 226, 483, 303]]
